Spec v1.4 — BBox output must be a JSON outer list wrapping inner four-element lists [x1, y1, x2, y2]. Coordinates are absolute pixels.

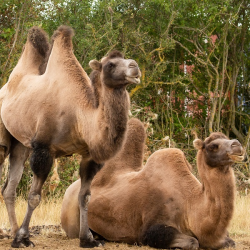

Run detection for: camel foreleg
[[2, 141, 30, 236], [11, 142, 53, 248], [78, 159, 103, 248]]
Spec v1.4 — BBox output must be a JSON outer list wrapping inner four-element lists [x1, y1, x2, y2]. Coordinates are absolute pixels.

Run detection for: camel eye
[[108, 62, 115, 69], [207, 143, 219, 151]]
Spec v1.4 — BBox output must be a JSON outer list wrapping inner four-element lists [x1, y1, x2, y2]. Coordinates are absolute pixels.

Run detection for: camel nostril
[[129, 62, 138, 68], [231, 140, 241, 147]]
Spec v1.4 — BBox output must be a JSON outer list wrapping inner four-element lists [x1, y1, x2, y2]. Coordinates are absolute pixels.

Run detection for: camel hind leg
[[141, 224, 199, 249], [0, 121, 11, 186], [0, 145, 9, 239], [11, 141, 53, 248], [2, 140, 30, 236], [0, 146, 5, 187]]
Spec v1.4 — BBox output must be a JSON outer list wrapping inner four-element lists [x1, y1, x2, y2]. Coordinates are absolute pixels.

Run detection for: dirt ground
[[1, 225, 250, 250]]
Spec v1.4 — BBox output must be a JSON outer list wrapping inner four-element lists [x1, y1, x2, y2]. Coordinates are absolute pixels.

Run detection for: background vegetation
[[0, 0, 249, 196]]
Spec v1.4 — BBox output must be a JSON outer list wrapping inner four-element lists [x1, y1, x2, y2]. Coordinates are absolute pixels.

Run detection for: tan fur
[[0, 25, 141, 247], [61, 129, 245, 249], [1, 26, 140, 162]]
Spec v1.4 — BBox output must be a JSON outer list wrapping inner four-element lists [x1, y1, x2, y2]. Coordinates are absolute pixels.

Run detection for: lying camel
[[0, 25, 141, 248], [61, 118, 245, 249]]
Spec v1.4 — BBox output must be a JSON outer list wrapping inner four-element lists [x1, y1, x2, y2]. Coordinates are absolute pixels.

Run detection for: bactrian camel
[[0, 25, 141, 248], [61, 118, 245, 249], [0, 26, 50, 240]]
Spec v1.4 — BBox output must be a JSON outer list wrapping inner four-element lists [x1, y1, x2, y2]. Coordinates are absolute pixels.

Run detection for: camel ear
[[89, 60, 102, 71], [193, 139, 204, 150]]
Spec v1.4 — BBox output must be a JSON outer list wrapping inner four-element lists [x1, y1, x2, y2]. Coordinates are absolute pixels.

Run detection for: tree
[[1, 0, 249, 150]]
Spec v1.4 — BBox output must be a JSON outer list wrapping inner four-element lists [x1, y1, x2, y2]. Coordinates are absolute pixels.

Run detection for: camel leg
[[0, 145, 7, 184], [141, 224, 199, 249], [0, 145, 7, 238], [78, 159, 103, 248], [11, 142, 53, 248], [2, 141, 30, 236], [0, 152, 3, 181]]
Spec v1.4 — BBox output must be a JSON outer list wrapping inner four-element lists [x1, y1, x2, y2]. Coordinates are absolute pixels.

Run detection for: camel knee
[[2, 190, 16, 205], [28, 193, 41, 209], [79, 192, 91, 210], [141, 224, 199, 249]]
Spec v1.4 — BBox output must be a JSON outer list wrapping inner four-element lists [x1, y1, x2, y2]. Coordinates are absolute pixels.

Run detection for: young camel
[[61, 120, 245, 249], [0, 25, 141, 248]]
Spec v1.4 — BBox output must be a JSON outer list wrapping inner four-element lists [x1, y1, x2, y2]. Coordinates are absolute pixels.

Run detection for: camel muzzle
[[227, 140, 245, 162]]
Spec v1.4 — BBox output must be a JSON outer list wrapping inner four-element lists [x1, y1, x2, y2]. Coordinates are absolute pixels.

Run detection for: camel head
[[193, 132, 245, 168], [194, 132, 245, 167], [89, 50, 141, 88]]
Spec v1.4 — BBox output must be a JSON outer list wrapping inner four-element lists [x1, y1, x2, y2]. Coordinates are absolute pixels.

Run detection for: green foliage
[[0, 0, 249, 197], [55, 155, 80, 195]]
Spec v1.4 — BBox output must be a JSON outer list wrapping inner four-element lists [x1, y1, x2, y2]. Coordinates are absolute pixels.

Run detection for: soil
[[0, 225, 250, 250]]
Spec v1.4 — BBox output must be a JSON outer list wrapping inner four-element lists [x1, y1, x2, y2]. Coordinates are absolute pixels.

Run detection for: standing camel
[[0, 26, 50, 238], [0, 25, 141, 248], [61, 119, 245, 249]]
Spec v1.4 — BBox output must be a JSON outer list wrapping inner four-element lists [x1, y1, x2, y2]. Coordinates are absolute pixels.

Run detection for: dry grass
[[0, 196, 63, 229], [1, 195, 250, 234], [1, 195, 250, 249], [229, 195, 250, 236]]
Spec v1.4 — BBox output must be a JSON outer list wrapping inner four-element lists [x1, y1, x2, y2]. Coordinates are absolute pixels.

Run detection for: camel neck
[[86, 85, 129, 164], [189, 152, 235, 247]]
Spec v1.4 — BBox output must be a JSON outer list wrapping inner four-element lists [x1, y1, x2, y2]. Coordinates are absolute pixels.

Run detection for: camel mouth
[[228, 153, 245, 162], [125, 76, 141, 84]]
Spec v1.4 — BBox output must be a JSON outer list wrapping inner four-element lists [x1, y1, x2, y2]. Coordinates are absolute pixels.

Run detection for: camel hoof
[[11, 237, 35, 248], [0, 232, 10, 239], [224, 237, 235, 248], [80, 239, 104, 248]]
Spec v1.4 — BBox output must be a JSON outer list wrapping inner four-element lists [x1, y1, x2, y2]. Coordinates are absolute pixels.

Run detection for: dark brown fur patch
[[51, 25, 74, 48], [28, 27, 50, 58], [205, 132, 228, 145], [142, 225, 177, 248], [106, 50, 124, 59]]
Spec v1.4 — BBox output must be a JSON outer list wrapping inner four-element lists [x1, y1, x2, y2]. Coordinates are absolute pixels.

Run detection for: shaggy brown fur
[[61, 127, 245, 249], [0, 25, 140, 248]]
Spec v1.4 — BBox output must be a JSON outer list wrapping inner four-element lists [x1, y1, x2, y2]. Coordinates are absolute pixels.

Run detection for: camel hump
[[126, 118, 145, 140], [28, 27, 50, 58], [145, 148, 186, 172], [106, 117, 146, 170], [51, 25, 74, 48]]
